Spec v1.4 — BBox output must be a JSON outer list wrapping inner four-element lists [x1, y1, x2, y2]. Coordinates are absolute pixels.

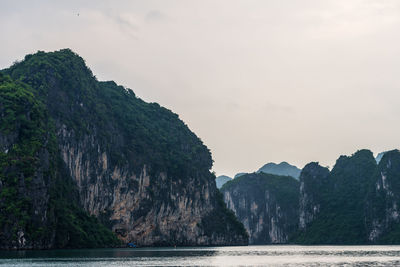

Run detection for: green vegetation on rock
[[201, 190, 249, 244], [221, 172, 299, 244], [1, 49, 247, 249], [0, 72, 120, 248], [4, 49, 212, 179], [293, 149, 400, 245]]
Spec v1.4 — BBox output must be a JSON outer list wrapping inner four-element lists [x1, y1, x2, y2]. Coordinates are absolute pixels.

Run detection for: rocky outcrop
[[294, 150, 378, 244], [298, 163, 329, 229], [222, 149, 400, 245], [57, 126, 242, 245], [293, 149, 400, 244], [220, 173, 299, 244], [366, 150, 400, 243], [0, 49, 248, 249]]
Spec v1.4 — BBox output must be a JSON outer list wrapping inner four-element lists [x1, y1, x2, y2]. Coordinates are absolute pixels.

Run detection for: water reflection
[[1, 246, 400, 266]]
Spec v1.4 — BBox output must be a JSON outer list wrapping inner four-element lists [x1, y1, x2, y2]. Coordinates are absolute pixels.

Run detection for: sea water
[[1, 245, 400, 266]]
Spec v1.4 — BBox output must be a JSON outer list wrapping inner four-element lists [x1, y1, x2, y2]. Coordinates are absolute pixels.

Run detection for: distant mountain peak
[[216, 175, 232, 189], [257, 162, 301, 179]]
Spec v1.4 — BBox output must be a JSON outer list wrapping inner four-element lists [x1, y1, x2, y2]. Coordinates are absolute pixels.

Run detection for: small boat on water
[[127, 242, 137, 248]]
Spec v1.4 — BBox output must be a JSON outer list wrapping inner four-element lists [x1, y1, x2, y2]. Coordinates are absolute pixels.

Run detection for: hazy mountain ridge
[[216, 162, 301, 189], [257, 161, 301, 179], [216, 175, 232, 189]]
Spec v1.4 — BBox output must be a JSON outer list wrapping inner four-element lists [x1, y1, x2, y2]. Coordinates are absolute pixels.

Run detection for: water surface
[[1, 245, 400, 266]]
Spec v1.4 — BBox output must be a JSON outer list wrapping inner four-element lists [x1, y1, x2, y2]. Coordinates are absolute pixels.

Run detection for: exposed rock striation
[[366, 150, 400, 243], [220, 173, 299, 244], [298, 163, 329, 230]]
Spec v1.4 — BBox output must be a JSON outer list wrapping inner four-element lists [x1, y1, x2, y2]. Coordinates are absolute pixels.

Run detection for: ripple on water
[[2, 245, 400, 266]]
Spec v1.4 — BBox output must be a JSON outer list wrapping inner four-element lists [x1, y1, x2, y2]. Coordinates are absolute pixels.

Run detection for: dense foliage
[[0, 74, 50, 246], [292, 150, 400, 244], [4, 49, 212, 179], [201, 190, 249, 241], [0, 67, 120, 248]]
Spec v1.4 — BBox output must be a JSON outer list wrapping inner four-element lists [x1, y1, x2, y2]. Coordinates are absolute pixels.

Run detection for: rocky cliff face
[[0, 72, 120, 249], [57, 128, 212, 245], [294, 150, 400, 244], [220, 173, 299, 244], [0, 49, 248, 249], [298, 163, 329, 230], [57, 126, 244, 246], [366, 150, 400, 243], [295, 150, 378, 244]]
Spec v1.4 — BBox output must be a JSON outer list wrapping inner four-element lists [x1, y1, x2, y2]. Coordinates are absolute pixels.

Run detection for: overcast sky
[[1, 0, 399, 177]]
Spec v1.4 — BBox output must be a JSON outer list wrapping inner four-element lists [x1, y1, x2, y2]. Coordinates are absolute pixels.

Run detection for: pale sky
[[1, 0, 399, 177]]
